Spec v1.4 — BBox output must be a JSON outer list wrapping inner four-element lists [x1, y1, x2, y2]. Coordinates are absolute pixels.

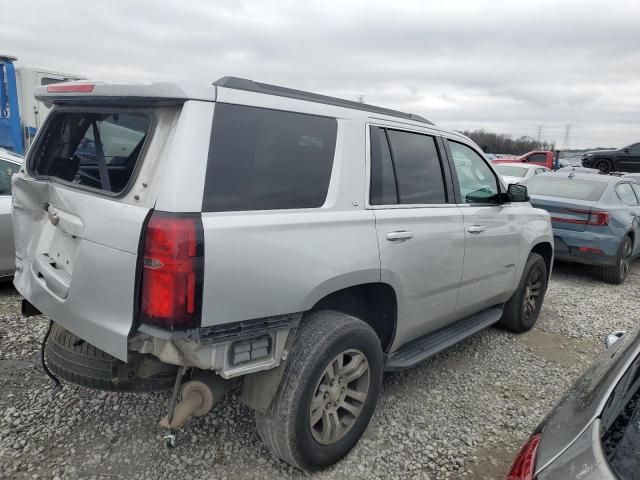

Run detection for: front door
[[368, 126, 465, 349], [445, 139, 521, 317], [616, 143, 640, 173]]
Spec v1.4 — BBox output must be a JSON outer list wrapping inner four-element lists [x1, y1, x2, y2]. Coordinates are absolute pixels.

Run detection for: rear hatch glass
[[30, 110, 151, 194]]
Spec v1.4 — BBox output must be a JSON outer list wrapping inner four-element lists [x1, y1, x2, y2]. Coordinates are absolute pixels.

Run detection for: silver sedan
[[0, 148, 22, 279]]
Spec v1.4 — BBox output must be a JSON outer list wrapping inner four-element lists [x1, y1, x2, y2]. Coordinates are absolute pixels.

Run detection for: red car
[[491, 151, 555, 170]]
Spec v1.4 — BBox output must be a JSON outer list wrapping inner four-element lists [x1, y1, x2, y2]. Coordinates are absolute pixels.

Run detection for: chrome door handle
[[467, 225, 486, 234], [386, 230, 414, 241]]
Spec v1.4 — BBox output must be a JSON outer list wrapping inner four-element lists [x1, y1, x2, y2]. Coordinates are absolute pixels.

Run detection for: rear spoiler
[[35, 80, 216, 106]]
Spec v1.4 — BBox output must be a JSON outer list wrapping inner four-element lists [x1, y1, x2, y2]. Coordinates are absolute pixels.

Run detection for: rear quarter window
[[30, 110, 151, 194], [202, 103, 338, 212]]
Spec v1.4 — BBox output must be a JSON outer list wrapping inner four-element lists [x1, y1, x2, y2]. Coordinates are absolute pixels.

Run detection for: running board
[[385, 306, 503, 371]]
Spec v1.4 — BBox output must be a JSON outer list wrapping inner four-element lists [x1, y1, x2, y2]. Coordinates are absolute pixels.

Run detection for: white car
[[493, 162, 551, 185], [0, 148, 22, 279]]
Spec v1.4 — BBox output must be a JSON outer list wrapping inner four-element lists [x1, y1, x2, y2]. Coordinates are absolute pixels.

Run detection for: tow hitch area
[[160, 369, 231, 447]]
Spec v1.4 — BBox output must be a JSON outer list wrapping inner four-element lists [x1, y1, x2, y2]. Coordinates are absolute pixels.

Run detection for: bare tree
[[460, 129, 555, 155]]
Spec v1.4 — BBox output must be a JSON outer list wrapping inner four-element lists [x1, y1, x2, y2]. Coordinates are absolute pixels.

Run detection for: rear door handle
[[386, 230, 414, 241], [467, 225, 486, 234]]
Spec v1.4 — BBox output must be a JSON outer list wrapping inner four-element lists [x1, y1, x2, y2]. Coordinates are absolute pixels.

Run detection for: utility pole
[[536, 125, 543, 143], [562, 125, 572, 150]]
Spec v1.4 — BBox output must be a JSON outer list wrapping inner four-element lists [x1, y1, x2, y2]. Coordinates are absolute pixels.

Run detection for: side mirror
[[605, 330, 626, 349], [507, 183, 529, 202], [624, 148, 631, 154]]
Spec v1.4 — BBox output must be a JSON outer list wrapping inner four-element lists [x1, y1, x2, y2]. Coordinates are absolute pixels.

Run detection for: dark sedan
[[507, 323, 640, 479], [524, 172, 640, 284], [582, 143, 640, 173]]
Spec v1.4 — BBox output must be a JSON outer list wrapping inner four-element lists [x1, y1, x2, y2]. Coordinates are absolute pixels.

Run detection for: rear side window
[[616, 183, 639, 206], [30, 111, 151, 194], [526, 177, 608, 201], [369, 126, 447, 205], [203, 104, 337, 212]]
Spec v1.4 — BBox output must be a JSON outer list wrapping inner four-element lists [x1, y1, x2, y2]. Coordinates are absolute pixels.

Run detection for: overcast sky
[[2, 0, 639, 148]]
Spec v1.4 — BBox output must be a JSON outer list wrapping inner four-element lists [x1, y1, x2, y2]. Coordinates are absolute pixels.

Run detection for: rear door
[[445, 139, 521, 316], [369, 125, 465, 347], [11, 103, 187, 360]]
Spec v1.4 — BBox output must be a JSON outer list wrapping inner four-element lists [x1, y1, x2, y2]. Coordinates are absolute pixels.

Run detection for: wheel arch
[[309, 283, 398, 353], [530, 241, 553, 279]]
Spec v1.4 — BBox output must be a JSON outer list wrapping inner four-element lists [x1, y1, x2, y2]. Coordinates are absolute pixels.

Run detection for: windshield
[[494, 165, 528, 177], [526, 176, 608, 201]]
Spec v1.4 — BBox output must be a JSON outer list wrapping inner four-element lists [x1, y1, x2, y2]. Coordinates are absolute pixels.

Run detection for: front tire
[[599, 236, 633, 284], [499, 253, 548, 333], [255, 310, 383, 471], [594, 158, 613, 173]]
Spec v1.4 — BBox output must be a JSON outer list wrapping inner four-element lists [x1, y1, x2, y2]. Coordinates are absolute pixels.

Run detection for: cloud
[[2, 0, 639, 147]]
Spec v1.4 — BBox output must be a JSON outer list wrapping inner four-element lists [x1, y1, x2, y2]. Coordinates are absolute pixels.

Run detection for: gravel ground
[[1, 261, 639, 480]]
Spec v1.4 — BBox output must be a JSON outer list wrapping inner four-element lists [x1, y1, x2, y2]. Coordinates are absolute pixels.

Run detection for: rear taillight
[[46, 83, 95, 93], [139, 211, 204, 331], [587, 211, 610, 226], [551, 209, 610, 226], [507, 433, 541, 480]]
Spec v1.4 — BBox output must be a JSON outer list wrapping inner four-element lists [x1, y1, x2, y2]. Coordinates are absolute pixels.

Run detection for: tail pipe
[[160, 372, 230, 429]]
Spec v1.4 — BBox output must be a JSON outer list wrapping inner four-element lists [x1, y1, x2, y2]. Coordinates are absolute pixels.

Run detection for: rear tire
[[594, 158, 613, 173], [45, 323, 176, 392], [499, 253, 548, 333], [255, 310, 383, 471], [599, 236, 633, 285]]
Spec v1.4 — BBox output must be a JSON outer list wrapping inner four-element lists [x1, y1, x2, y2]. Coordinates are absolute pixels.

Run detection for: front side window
[[0, 160, 20, 196], [30, 111, 151, 194], [203, 104, 337, 212], [448, 141, 499, 204], [632, 183, 640, 201], [616, 183, 639, 206]]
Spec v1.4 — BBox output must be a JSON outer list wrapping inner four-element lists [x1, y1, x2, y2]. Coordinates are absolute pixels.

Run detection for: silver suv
[[12, 77, 553, 470]]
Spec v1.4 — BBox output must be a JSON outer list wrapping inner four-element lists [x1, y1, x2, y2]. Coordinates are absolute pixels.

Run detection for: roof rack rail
[[213, 76, 433, 125]]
